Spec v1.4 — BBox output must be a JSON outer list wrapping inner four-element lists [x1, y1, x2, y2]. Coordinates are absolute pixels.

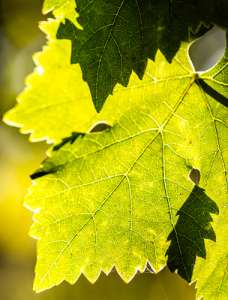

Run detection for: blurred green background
[[0, 1, 204, 299]]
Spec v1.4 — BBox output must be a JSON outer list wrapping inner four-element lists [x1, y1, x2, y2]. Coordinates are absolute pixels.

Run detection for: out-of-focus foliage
[[0, 266, 196, 300], [0, 126, 46, 260], [0, 0, 46, 260]]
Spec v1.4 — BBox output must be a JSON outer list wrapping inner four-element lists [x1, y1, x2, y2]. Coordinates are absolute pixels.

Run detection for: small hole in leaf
[[189, 168, 201, 185], [89, 121, 111, 133], [189, 26, 226, 72]]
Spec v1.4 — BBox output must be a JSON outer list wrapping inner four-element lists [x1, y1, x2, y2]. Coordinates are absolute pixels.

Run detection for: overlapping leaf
[[23, 40, 228, 300], [57, 0, 228, 110]]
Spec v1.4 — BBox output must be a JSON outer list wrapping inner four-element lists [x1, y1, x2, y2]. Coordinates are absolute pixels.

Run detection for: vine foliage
[[3, 1, 228, 299]]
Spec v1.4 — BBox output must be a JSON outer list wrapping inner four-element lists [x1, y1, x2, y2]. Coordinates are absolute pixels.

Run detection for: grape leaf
[[3, 1, 97, 144], [57, 0, 228, 111], [24, 41, 227, 300]]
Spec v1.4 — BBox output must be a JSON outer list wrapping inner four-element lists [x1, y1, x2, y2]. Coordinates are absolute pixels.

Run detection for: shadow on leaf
[[197, 79, 228, 108], [166, 186, 219, 282], [53, 132, 85, 151], [31, 124, 111, 179]]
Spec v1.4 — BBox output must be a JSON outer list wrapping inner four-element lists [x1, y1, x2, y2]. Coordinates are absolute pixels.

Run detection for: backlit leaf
[[24, 43, 227, 299]]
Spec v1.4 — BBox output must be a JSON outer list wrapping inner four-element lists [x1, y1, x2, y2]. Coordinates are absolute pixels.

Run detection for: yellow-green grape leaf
[[3, 1, 96, 144], [25, 41, 227, 299]]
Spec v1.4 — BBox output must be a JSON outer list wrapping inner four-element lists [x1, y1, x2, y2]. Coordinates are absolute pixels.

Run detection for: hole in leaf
[[189, 168, 201, 185], [189, 26, 226, 72], [89, 122, 111, 133]]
